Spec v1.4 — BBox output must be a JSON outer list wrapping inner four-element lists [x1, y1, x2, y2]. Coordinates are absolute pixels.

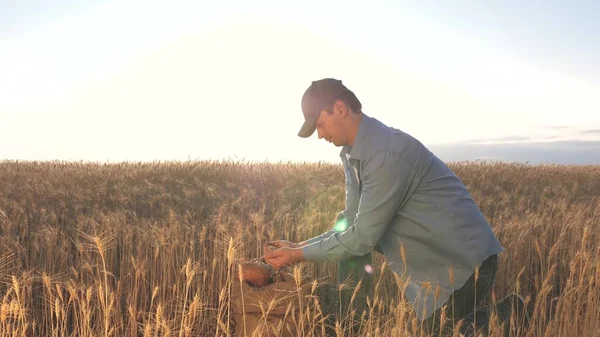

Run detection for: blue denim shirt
[[302, 114, 504, 320]]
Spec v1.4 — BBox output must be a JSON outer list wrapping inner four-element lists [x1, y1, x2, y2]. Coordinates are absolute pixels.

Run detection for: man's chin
[[325, 139, 342, 147]]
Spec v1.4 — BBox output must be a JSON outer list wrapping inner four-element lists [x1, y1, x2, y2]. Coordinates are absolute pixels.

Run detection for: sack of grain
[[231, 263, 313, 337]]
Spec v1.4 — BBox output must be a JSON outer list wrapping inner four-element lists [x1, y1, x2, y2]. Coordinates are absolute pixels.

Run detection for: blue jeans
[[422, 254, 499, 336]]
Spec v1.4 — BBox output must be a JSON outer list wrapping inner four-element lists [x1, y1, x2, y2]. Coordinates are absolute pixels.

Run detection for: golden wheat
[[0, 159, 598, 336]]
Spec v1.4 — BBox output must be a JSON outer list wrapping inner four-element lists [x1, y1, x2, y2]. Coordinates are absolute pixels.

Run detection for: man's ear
[[334, 100, 347, 116]]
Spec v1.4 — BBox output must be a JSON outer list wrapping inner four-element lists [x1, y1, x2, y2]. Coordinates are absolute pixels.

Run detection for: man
[[264, 78, 527, 336]]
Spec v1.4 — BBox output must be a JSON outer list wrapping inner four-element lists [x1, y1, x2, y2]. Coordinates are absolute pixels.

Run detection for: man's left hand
[[263, 247, 304, 269]]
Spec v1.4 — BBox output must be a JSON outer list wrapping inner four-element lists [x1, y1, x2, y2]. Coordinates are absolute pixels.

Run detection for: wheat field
[[0, 160, 598, 337]]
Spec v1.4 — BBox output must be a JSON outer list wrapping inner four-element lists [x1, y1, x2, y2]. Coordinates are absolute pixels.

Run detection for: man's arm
[[299, 229, 335, 246], [339, 155, 361, 224], [301, 150, 421, 262]]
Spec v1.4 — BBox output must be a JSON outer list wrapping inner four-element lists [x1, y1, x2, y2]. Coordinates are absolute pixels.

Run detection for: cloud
[[461, 135, 531, 144], [580, 129, 600, 134], [545, 125, 571, 130], [429, 140, 600, 165]]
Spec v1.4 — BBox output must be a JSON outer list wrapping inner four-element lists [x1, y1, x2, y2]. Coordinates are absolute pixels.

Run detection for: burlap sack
[[231, 269, 313, 337]]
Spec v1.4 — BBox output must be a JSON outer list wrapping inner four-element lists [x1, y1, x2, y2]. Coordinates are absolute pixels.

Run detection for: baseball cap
[[297, 78, 349, 138]]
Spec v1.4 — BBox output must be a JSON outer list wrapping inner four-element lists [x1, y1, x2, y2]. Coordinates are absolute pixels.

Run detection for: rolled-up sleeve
[[302, 150, 419, 262]]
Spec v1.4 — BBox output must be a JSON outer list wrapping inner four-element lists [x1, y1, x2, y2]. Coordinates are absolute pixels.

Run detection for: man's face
[[315, 101, 348, 147]]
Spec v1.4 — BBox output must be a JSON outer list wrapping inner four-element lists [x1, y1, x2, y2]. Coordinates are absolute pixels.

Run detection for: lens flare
[[333, 218, 349, 232]]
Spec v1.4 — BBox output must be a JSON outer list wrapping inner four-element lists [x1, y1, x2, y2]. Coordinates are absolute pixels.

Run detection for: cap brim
[[297, 114, 318, 138]]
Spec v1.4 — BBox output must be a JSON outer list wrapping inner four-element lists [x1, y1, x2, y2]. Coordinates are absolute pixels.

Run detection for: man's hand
[[263, 247, 304, 269]]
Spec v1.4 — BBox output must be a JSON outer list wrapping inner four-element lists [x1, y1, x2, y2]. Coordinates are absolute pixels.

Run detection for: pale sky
[[2, 0, 599, 164]]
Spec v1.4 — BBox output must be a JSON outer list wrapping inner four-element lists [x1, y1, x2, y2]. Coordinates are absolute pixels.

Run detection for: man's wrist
[[294, 247, 304, 263], [301, 242, 327, 262]]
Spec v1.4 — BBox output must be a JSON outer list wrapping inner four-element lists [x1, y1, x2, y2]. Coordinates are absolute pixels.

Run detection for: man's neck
[[347, 114, 363, 146]]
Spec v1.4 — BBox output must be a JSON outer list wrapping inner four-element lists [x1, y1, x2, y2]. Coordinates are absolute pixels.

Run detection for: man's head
[[297, 78, 363, 147]]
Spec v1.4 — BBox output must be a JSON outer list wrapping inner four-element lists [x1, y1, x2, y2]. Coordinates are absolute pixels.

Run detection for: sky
[[1, 0, 599, 165]]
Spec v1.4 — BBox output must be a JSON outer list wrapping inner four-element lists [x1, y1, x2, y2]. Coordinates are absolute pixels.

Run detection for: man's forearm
[[298, 212, 352, 247], [299, 230, 334, 247]]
